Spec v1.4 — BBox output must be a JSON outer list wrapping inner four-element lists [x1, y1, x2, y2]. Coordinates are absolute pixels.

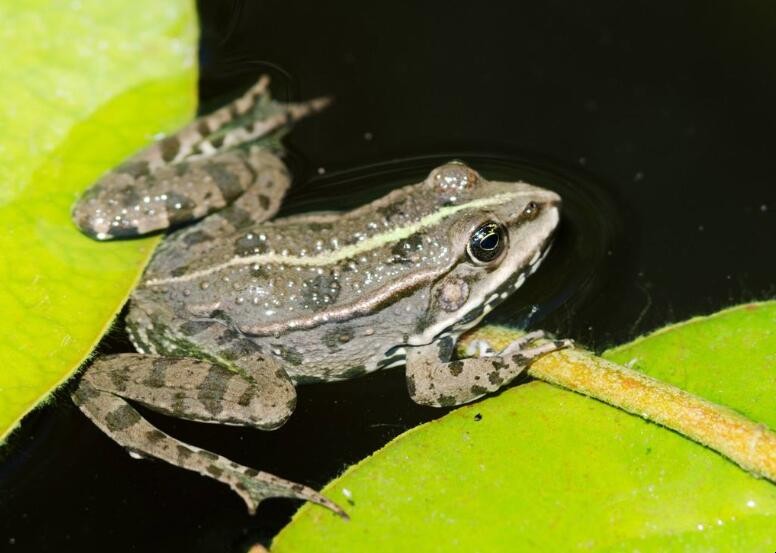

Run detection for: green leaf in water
[[273, 302, 776, 552], [0, 0, 198, 442]]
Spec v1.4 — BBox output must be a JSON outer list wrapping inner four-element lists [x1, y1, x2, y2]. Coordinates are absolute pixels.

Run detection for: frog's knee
[[72, 166, 192, 239], [241, 374, 296, 430], [72, 188, 131, 240], [72, 175, 168, 240]]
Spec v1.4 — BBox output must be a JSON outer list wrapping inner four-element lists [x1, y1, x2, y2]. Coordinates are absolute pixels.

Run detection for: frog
[[71, 76, 571, 518]]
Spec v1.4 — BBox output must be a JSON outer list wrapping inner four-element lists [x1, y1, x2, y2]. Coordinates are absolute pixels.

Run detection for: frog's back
[[127, 162, 557, 381], [135, 182, 457, 336]]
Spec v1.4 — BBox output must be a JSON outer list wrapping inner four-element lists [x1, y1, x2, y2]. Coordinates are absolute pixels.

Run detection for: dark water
[[2, 2, 774, 551]]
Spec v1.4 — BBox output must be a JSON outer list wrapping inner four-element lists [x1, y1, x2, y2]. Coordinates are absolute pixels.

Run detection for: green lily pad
[[273, 302, 776, 552], [0, 0, 197, 442]]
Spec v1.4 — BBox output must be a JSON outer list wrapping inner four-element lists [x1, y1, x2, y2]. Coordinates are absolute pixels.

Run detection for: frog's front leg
[[405, 333, 573, 407], [73, 76, 327, 240], [72, 354, 346, 517]]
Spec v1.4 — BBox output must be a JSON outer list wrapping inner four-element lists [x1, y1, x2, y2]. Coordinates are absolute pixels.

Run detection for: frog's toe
[[235, 470, 348, 519], [500, 330, 561, 356], [554, 338, 575, 350], [465, 339, 497, 357]]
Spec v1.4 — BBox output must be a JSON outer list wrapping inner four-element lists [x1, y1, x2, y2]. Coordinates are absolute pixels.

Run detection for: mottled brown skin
[[72, 79, 346, 516], [72, 76, 327, 240], [72, 358, 326, 514], [71, 76, 570, 517], [406, 332, 572, 407]]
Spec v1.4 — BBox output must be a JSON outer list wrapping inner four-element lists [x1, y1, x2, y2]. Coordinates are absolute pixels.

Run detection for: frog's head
[[411, 161, 561, 345]]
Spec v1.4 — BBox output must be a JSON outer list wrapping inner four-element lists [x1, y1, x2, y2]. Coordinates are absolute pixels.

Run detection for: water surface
[[2, 1, 774, 551]]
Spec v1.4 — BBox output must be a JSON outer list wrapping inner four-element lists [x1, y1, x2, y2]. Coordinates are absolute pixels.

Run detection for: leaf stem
[[459, 327, 776, 483]]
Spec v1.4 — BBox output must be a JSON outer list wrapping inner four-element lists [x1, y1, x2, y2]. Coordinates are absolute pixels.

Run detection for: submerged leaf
[[0, 0, 197, 442]]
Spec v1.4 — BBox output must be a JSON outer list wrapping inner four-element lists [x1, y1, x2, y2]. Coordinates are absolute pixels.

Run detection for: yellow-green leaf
[[603, 302, 775, 428], [273, 302, 776, 552], [0, 0, 198, 442]]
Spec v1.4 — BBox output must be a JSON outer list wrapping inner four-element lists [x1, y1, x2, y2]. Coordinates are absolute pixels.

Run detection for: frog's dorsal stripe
[[237, 266, 446, 336], [144, 191, 526, 287]]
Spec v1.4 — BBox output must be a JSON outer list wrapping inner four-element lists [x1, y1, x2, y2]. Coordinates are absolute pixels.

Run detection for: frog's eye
[[467, 222, 507, 264]]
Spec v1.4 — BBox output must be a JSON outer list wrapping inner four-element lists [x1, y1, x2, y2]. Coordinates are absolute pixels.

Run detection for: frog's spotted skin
[[406, 332, 573, 407], [71, 77, 570, 517], [72, 355, 345, 516], [72, 76, 328, 240]]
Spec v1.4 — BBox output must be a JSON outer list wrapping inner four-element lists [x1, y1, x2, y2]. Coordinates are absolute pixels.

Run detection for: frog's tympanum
[[71, 77, 571, 517]]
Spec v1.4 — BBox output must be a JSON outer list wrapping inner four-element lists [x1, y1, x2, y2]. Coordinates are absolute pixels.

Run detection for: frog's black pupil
[[480, 233, 499, 250], [468, 222, 505, 263]]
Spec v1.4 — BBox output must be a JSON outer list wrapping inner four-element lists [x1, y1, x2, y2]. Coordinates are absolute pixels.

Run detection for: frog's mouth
[[454, 238, 554, 333]]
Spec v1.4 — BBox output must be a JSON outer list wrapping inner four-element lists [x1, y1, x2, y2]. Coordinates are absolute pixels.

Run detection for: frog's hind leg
[[73, 76, 328, 240], [169, 146, 294, 240], [72, 354, 346, 517], [142, 75, 276, 167]]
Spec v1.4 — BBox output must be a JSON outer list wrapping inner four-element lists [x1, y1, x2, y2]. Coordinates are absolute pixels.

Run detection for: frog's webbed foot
[[72, 75, 329, 240], [406, 331, 573, 408], [72, 354, 347, 518]]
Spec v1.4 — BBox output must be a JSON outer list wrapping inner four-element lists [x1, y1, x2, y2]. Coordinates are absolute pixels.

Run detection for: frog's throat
[[143, 191, 528, 287]]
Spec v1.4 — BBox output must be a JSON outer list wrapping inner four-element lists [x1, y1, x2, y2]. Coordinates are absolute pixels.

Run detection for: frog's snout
[[530, 187, 562, 208]]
